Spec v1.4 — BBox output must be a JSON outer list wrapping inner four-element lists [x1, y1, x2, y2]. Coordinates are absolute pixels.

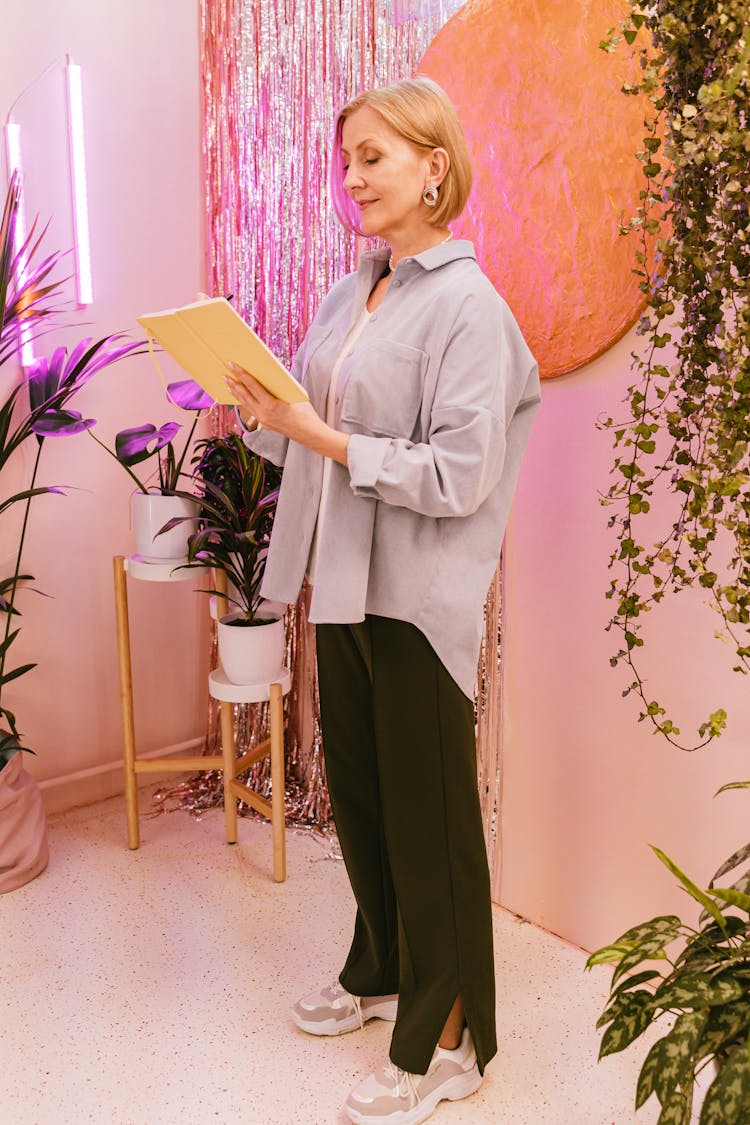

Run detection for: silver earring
[[422, 185, 439, 207]]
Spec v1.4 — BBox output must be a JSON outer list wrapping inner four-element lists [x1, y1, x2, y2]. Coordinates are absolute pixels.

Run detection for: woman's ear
[[429, 147, 451, 186]]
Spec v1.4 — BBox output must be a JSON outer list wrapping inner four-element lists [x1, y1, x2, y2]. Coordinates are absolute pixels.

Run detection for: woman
[[228, 76, 540, 1125]]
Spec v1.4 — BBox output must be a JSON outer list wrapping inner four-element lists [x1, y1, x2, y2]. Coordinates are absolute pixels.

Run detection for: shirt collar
[[358, 238, 476, 278]]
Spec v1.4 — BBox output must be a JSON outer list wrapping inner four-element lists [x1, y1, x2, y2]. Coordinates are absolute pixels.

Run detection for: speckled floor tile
[[0, 789, 658, 1125]]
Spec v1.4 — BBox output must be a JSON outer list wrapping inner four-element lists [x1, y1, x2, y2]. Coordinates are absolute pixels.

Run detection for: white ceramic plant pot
[[217, 612, 285, 685], [131, 490, 197, 562]]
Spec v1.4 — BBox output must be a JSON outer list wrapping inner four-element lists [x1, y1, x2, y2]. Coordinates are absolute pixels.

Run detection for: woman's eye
[[364, 157, 379, 165]]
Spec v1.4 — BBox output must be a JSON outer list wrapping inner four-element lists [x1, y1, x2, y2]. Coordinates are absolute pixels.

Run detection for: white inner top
[[306, 306, 372, 584]]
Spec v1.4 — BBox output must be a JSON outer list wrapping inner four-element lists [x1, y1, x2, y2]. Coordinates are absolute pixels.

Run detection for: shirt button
[[393, 279, 402, 287], [371, 314, 377, 321]]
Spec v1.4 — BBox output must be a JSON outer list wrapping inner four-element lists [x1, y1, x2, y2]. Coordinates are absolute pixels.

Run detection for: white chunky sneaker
[[292, 979, 398, 1036], [343, 1026, 482, 1125]]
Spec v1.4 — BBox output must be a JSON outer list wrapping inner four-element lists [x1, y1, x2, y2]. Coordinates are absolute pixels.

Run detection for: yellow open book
[[136, 297, 308, 406]]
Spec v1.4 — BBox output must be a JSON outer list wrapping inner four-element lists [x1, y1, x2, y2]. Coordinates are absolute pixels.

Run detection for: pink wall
[[2, 2, 209, 810], [4, 3, 747, 955], [501, 331, 750, 951]]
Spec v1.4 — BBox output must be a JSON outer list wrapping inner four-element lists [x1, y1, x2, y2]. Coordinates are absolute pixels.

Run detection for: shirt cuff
[[240, 424, 288, 466], [234, 405, 258, 433], [347, 433, 391, 495]]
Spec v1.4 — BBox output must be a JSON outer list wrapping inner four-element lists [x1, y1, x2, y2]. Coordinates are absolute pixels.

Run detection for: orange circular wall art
[[420, 0, 657, 379]]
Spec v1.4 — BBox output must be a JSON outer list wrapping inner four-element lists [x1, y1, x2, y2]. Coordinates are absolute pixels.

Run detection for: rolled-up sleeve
[[347, 290, 536, 518], [240, 424, 290, 467]]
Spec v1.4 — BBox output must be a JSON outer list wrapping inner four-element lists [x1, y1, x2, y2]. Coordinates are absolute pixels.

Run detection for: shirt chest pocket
[[339, 340, 428, 440]]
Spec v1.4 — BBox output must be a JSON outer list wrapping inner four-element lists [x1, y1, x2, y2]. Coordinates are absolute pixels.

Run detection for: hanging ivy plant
[[601, 0, 750, 749]]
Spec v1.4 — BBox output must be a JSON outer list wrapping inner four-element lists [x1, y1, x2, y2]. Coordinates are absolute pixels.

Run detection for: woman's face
[[340, 106, 434, 242]]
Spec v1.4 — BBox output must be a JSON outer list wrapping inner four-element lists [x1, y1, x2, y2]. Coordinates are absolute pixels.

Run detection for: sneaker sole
[[292, 997, 398, 1036], [343, 1068, 483, 1125]]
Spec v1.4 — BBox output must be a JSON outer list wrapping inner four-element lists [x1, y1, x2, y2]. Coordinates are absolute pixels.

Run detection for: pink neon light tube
[[66, 60, 93, 306]]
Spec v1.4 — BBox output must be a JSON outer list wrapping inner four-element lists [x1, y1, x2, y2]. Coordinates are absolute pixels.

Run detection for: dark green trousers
[[315, 614, 497, 1076]]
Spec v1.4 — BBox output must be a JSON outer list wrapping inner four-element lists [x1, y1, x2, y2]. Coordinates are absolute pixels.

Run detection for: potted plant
[[589, 5, 750, 1116], [174, 432, 284, 684], [0, 173, 143, 891], [587, 795, 750, 1122], [89, 378, 213, 562]]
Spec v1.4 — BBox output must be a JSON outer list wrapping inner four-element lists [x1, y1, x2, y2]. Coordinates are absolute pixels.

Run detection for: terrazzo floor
[[1, 787, 661, 1125]]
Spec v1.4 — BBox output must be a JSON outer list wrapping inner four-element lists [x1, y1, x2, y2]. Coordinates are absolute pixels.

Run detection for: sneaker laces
[[384, 1061, 420, 1105], [351, 993, 364, 1030], [330, 981, 365, 1030]]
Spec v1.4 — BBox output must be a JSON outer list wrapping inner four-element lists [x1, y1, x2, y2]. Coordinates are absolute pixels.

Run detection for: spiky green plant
[[0, 173, 142, 767]]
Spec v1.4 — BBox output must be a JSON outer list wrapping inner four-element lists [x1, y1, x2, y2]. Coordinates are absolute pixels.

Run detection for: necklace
[[383, 231, 453, 277]]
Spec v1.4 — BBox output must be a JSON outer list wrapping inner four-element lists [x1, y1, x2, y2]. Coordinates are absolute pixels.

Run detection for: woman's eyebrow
[[340, 137, 379, 158]]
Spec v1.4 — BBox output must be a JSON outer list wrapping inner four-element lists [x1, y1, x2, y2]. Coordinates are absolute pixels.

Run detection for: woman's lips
[[357, 199, 377, 210]]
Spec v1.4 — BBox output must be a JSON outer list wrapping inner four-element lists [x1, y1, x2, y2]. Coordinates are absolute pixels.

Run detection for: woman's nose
[[344, 163, 364, 192]]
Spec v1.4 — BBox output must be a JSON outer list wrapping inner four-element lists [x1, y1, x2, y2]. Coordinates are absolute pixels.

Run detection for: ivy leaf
[[611, 939, 669, 988], [698, 1004, 750, 1061], [711, 841, 750, 884], [637, 1036, 666, 1108], [699, 1039, 750, 1123], [656, 1013, 708, 1107], [657, 1088, 691, 1124], [612, 968, 663, 997], [586, 943, 632, 969], [598, 980, 661, 1029], [654, 976, 743, 1011], [599, 990, 654, 1058]]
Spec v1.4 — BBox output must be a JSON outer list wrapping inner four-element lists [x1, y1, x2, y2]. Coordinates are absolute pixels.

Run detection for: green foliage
[[600, 1, 750, 749], [173, 433, 282, 621], [700, 1039, 750, 1124], [0, 174, 140, 767], [588, 836, 750, 1122]]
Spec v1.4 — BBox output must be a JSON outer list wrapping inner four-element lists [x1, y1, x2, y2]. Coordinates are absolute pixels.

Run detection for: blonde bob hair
[[331, 76, 473, 236]]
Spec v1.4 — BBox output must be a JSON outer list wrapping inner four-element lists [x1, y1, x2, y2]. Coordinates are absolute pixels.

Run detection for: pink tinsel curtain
[[197, 0, 504, 896]]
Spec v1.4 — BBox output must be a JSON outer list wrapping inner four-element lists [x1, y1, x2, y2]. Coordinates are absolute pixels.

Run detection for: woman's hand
[[226, 363, 350, 467]]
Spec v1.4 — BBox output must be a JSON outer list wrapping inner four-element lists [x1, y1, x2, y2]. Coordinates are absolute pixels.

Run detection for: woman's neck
[[387, 227, 452, 270]]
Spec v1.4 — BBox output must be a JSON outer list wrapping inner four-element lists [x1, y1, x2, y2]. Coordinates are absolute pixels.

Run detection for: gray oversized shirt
[[242, 239, 540, 698]]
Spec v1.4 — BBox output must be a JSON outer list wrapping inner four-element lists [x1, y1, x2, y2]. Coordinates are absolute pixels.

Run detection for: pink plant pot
[[0, 753, 49, 894]]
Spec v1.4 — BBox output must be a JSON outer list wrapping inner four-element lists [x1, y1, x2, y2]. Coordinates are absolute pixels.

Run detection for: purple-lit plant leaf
[[0, 172, 19, 337], [0, 485, 66, 517], [62, 335, 144, 386], [0, 572, 51, 614], [30, 409, 96, 437], [115, 422, 181, 466], [27, 348, 67, 411], [0, 203, 71, 367], [27, 337, 145, 413], [166, 379, 214, 411]]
